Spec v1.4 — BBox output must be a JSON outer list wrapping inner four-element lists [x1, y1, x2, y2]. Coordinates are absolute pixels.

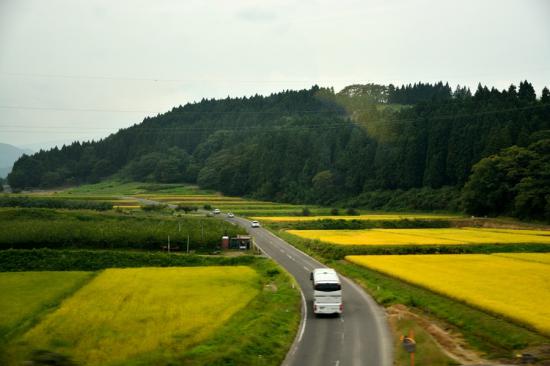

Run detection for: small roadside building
[[221, 235, 253, 250]]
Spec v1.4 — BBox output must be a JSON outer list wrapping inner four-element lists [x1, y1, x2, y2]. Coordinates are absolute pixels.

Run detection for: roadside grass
[[390, 315, 458, 366], [4, 267, 261, 366], [177, 259, 301, 366], [0, 208, 243, 251], [0, 271, 94, 342], [273, 229, 549, 360]]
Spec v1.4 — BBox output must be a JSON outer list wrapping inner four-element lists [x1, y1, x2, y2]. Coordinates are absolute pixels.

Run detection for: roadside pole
[[401, 329, 416, 366]]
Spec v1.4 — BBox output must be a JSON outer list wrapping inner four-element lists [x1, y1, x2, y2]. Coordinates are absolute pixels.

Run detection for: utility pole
[[187, 234, 190, 254], [167, 235, 171, 253]]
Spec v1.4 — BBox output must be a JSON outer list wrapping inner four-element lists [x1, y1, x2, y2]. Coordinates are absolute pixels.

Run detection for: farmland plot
[[256, 214, 459, 222], [346, 254, 550, 335], [287, 228, 550, 246], [5, 267, 260, 366], [0, 271, 93, 339]]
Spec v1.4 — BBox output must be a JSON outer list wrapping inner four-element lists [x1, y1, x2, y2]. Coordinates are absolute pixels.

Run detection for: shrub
[[140, 203, 167, 211], [345, 208, 359, 215], [330, 208, 339, 215], [176, 205, 198, 213]]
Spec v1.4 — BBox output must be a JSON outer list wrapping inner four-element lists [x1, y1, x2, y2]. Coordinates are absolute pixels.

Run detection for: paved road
[[228, 216, 393, 366]]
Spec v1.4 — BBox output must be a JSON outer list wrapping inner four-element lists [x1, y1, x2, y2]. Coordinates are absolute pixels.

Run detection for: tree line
[[8, 82, 550, 220]]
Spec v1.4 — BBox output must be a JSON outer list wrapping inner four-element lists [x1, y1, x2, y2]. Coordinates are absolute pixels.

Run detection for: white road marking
[[303, 265, 310, 272], [298, 290, 307, 342], [335, 360, 340, 366]]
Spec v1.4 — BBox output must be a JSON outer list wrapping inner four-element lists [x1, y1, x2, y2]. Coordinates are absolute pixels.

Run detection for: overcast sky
[[0, 0, 549, 149]]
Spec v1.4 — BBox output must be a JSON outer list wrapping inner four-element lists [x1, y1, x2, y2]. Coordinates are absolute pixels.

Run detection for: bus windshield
[[314, 283, 341, 292]]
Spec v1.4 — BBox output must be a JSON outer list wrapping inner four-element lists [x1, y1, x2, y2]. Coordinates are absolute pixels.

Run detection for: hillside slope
[[7, 82, 550, 218]]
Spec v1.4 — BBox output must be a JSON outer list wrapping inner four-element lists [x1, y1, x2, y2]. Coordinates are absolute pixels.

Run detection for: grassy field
[[346, 253, 550, 336], [139, 193, 320, 215], [4, 267, 260, 366], [287, 227, 550, 246], [255, 214, 460, 222], [0, 271, 93, 341], [0, 208, 243, 251]]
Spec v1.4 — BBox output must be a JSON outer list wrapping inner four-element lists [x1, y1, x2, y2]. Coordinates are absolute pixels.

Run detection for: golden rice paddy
[[6, 267, 260, 366], [493, 252, 550, 265], [286, 228, 550, 246], [256, 214, 459, 222], [346, 253, 550, 335]]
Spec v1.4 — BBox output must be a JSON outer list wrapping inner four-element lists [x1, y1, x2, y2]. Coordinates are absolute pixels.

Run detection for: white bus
[[310, 268, 343, 316]]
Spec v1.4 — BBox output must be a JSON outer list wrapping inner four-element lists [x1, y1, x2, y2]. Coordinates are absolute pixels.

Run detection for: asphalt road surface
[[229, 216, 393, 366]]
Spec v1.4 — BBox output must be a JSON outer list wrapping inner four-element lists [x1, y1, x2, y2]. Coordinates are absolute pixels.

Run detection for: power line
[[1, 99, 548, 117], [0, 72, 334, 84], [1, 103, 548, 134], [2, 67, 549, 84]]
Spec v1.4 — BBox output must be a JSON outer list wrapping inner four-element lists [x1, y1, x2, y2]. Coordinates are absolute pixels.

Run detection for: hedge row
[[0, 196, 112, 211], [0, 249, 256, 271]]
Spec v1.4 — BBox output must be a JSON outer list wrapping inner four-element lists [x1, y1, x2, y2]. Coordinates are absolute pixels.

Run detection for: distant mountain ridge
[[0, 143, 33, 178]]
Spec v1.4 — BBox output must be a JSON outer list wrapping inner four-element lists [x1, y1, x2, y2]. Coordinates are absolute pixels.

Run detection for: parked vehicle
[[227, 212, 234, 218], [251, 220, 260, 228], [213, 208, 221, 214], [310, 268, 343, 316]]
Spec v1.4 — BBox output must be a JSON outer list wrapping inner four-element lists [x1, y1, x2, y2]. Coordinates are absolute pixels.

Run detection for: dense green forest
[[8, 82, 550, 220]]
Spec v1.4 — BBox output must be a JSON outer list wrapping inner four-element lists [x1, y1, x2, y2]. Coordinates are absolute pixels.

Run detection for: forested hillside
[[8, 82, 550, 220]]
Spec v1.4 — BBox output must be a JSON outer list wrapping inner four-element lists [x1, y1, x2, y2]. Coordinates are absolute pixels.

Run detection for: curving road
[[228, 216, 393, 366]]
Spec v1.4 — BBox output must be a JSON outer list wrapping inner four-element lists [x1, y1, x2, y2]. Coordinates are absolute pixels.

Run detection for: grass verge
[[177, 259, 301, 365]]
